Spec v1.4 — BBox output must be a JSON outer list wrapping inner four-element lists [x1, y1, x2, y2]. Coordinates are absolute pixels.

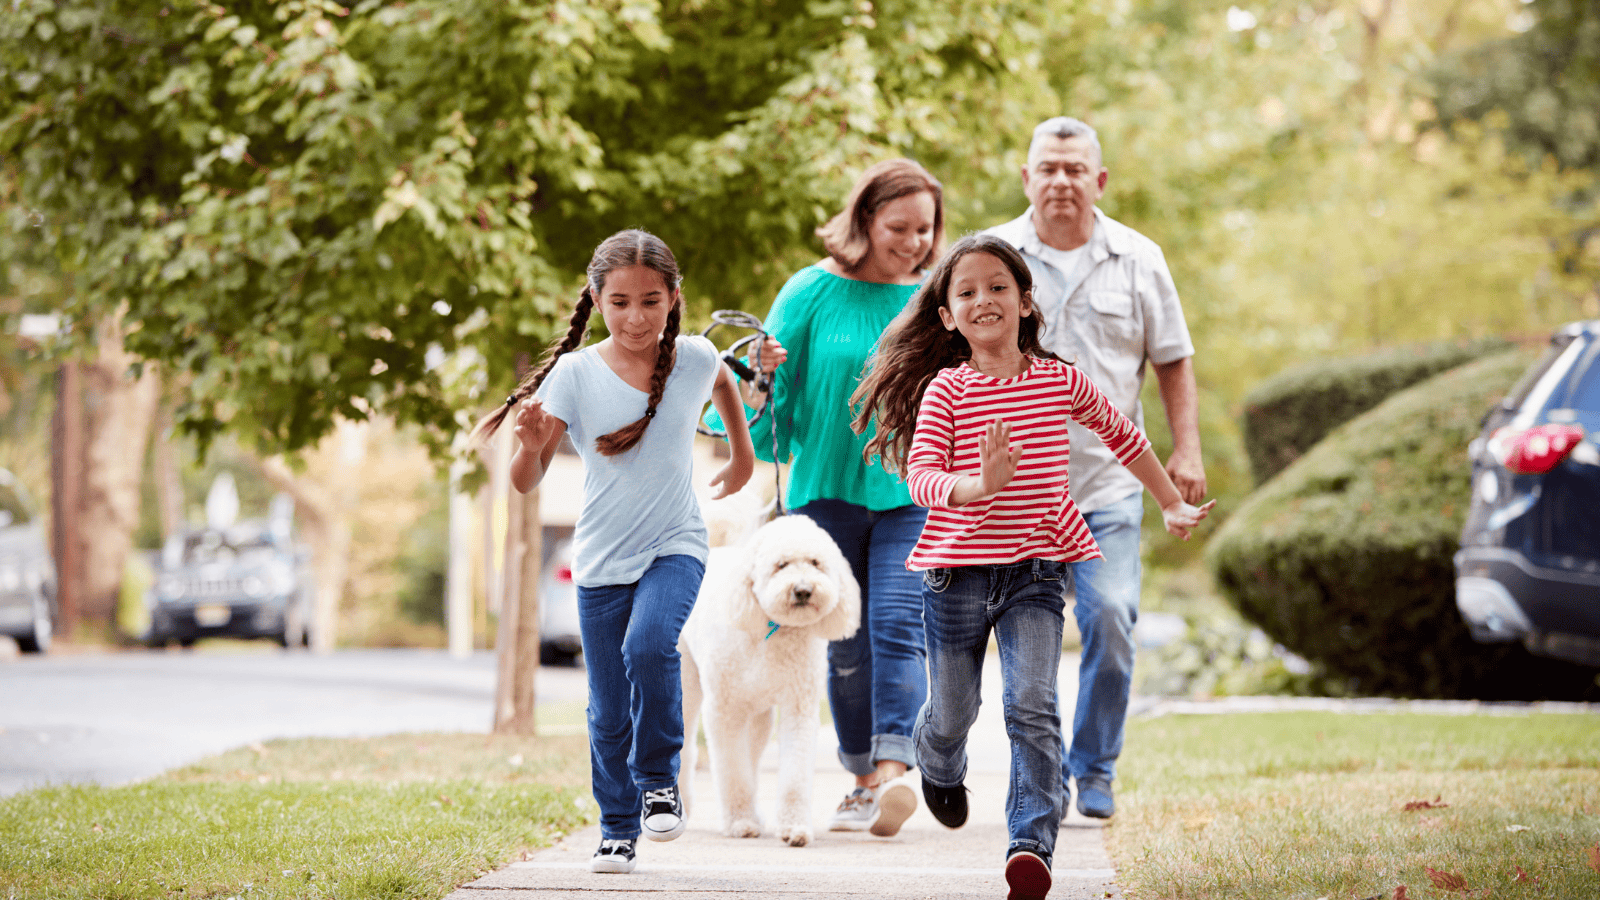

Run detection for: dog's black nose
[[792, 585, 812, 604]]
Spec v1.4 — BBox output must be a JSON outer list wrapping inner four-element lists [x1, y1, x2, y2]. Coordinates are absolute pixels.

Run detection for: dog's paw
[[778, 823, 812, 847], [725, 817, 762, 839]]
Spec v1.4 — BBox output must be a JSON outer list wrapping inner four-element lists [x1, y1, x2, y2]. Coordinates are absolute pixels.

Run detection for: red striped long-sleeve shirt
[[904, 357, 1152, 570]]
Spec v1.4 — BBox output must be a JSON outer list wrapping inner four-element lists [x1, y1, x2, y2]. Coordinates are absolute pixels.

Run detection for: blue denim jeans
[[915, 558, 1069, 865], [576, 553, 705, 839], [1062, 491, 1144, 788], [794, 499, 928, 775]]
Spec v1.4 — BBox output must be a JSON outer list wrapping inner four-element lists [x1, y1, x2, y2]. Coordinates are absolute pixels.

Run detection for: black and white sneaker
[[640, 784, 686, 841], [590, 838, 636, 874]]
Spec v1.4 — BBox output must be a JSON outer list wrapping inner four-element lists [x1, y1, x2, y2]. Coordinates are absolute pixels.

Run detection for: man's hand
[[1164, 447, 1207, 505]]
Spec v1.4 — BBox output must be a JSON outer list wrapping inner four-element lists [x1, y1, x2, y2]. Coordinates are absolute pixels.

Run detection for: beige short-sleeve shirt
[[986, 208, 1194, 514]]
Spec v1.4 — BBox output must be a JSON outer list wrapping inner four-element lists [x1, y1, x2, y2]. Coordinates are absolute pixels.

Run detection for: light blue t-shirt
[[537, 335, 721, 587]]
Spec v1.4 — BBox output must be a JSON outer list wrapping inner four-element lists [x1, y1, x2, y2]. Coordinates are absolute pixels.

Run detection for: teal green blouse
[[710, 265, 919, 512]]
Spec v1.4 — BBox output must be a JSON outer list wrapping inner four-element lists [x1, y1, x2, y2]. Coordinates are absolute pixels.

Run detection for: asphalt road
[[0, 645, 587, 797]]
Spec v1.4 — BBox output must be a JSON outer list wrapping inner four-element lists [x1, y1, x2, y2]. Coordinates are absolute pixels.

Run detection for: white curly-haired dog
[[679, 514, 860, 847]]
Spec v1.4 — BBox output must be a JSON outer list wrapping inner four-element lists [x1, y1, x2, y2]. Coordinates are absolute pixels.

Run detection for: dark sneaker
[[1075, 777, 1114, 819], [641, 785, 686, 841], [827, 786, 877, 832], [921, 775, 968, 829], [1005, 849, 1052, 900], [868, 777, 918, 837], [590, 838, 636, 874]]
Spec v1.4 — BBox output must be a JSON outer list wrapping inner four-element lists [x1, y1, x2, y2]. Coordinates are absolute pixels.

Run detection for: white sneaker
[[827, 786, 877, 831], [869, 776, 918, 837], [640, 785, 686, 841], [590, 838, 636, 873]]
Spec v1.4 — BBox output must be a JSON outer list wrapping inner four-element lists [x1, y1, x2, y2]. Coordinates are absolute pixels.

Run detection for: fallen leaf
[[1513, 866, 1537, 885], [1402, 794, 1450, 812], [1587, 843, 1600, 875], [1394, 886, 1409, 900], [1425, 866, 1469, 892], [1505, 824, 1530, 833]]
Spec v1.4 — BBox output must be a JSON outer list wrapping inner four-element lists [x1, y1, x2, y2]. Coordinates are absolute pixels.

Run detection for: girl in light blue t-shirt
[[473, 229, 754, 875]]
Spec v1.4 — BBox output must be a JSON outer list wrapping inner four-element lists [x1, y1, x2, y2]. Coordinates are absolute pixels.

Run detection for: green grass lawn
[[2, 711, 1596, 899], [0, 732, 595, 900], [1110, 711, 1600, 899]]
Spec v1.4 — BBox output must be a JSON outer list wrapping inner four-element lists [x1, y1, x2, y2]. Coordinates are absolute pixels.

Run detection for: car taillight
[[1489, 423, 1586, 475], [555, 565, 574, 584]]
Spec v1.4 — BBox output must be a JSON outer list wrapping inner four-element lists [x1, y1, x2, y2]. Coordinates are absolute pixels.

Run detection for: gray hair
[[1027, 117, 1102, 167]]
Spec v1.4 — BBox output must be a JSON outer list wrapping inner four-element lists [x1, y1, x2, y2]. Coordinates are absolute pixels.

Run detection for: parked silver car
[[0, 470, 56, 654], [145, 519, 316, 648]]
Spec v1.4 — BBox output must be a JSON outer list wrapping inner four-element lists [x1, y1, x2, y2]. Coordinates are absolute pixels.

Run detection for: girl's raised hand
[[1159, 498, 1216, 541], [978, 419, 1022, 498], [512, 397, 560, 451]]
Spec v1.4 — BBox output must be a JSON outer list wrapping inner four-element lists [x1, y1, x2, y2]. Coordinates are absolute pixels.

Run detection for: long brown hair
[[816, 158, 945, 273], [850, 234, 1063, 475], [471, 229, 684, 456]]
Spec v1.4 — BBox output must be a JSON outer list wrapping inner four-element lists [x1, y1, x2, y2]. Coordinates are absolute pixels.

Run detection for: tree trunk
[[493, 477, 542, 734], [487, 374, 543, 734], [71, 315, 162, 632]]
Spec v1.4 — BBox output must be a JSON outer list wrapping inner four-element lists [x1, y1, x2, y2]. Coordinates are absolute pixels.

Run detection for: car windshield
[[177, 530, 280, 566], [1560, 339, 1600, 413]]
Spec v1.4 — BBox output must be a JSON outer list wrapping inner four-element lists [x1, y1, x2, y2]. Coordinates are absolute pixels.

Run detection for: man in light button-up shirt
[[986, 116, 1207, 822]]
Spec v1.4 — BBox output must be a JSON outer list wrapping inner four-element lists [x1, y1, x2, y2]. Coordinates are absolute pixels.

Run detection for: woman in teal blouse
[[739, 158, 945, 837]]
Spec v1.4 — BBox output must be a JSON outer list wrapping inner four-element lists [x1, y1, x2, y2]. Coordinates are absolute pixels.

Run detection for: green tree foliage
[[1433, 0, 1600, 172], [0, 0, 1055, 459]]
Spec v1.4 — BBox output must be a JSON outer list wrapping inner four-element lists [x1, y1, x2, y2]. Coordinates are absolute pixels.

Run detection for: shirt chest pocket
[[1085, 290, 1138, 344]]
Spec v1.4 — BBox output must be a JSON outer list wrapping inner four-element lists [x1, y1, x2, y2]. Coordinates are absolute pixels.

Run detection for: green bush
[[1208, 348, 1600, 700], [1240, 337, 1510, 484]]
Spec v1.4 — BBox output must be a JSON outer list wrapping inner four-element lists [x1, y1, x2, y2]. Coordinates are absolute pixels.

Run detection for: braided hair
[[471, 229, 683, 456]]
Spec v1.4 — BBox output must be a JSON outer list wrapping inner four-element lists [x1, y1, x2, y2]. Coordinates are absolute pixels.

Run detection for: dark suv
[[0, 469, 56, 653], [145, 518, 316, 648], [1455, 320, 1600, 667]]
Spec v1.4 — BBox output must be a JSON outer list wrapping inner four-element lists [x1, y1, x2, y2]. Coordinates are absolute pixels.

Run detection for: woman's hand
[[740, 337, 787, 409], [1159, 498, 1216, 540], [748, 337, 787, 376]]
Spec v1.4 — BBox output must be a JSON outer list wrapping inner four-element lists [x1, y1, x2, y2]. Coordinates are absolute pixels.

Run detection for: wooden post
[[49, 362, 83, 639]]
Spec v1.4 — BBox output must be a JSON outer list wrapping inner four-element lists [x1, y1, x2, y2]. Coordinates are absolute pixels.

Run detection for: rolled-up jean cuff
[[837, 747, 875, 776], [871, 734, 917, 771]]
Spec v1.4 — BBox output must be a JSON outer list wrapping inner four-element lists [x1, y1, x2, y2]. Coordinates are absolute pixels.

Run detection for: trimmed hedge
[[1241, 337, 1511, 484], [1208, 348, 1600, 700]]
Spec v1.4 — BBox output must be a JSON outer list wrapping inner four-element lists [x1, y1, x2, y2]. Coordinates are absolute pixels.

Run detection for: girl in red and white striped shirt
[[850, 234, 1211, 900]]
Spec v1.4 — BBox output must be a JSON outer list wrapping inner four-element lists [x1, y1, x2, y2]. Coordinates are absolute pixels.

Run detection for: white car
[[0, 470, 56, 654], [539, 537, 582, 665]]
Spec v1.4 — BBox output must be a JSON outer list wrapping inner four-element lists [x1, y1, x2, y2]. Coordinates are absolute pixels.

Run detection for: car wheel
[[178, 637, 197, 649], [16, 596, 51, 654]]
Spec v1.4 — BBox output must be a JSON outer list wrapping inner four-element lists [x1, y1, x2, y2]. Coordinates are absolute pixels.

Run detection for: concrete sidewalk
[[449, 652, 1121, 899]]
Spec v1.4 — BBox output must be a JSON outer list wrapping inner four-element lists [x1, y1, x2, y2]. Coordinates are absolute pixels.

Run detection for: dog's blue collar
[[765, 620, 779, 640]]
